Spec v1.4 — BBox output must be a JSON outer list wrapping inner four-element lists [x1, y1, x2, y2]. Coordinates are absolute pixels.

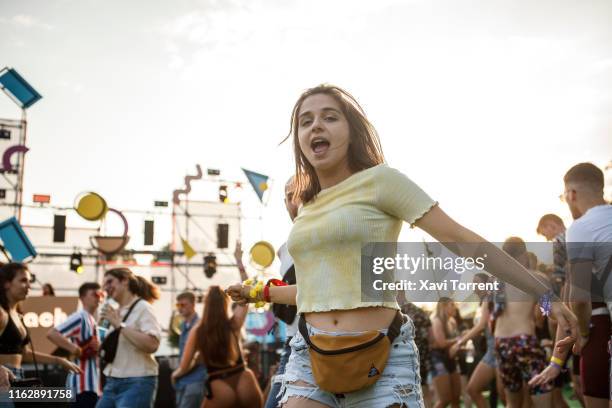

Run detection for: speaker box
[[217, 223, 229, 249], [53, 215, 66, 243], [144, 220, 154, 246]]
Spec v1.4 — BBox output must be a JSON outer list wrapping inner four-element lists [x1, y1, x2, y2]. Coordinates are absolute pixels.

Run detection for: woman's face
[[297, 93, 351, 175], [446, 301, 457, 316], [4, 269, 31, 303], [103, 274, 127, 301]]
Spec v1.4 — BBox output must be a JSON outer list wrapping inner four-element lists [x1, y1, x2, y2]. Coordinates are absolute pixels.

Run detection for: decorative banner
[[241, 168, 269, 202], [2, 145, 29, 172], [0, 216, 37, 262], [173, 165, 203, 205], [181, 238, 196, 260], [250, 241, 275, 269]]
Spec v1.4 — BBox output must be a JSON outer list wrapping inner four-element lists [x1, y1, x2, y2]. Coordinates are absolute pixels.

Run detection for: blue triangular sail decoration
[[241, 168, 269, 203]]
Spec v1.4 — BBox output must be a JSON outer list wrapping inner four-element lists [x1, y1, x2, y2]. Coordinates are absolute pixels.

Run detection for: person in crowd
[[430, 298, 461, 408], [171, 291, 206, 408], [397, 291, 433, 408], [451, 274, 504, 408], [227, 84, 577, 408], [264, 177, 300, 408], [537, 213, 584, 406], [173, 286, 263, 408], [0, 262, 81, 408], [530, 162, 612, 407], [42, 283, 55, 296], [47, 282, 103, 408], [536, 213, 568, 295], [493, 237, 553, 407], [96, 268, 162, 408], [451, 306, 473, 408]]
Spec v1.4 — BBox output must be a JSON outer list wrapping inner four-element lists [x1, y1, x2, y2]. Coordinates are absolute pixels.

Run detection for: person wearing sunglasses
[[47, 282, 103, 408]]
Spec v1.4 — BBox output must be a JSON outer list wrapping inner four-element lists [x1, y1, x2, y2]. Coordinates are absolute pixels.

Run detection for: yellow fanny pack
[[297, 311, 404, 394]]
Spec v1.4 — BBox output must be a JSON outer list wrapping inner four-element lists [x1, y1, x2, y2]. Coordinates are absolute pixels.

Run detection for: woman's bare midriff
[[0, 354, 22, 368], [304, 307, 397, 332]]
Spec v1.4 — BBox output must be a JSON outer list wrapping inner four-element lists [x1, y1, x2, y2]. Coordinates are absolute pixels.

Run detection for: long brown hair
[[196, 286, 239, 367], [283, 84, 385, 204], [104, 268, 160, 303], [434, 297, 455, 338]]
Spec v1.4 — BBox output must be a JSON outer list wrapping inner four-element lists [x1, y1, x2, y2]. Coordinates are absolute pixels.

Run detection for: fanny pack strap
[[298, 311, 403, 353]]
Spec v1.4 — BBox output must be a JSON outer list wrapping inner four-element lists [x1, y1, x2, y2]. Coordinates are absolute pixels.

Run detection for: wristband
[[263, 285, 271, 303], [549, 361, 563, 371], [550, 356, 564, 366], [243, 279, 265, 308], [263, 279, 288, 303]]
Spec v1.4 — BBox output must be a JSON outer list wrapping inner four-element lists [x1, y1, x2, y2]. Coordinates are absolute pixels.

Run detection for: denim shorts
[[279, 316, 424, 407], [481, 348, 497, 368]]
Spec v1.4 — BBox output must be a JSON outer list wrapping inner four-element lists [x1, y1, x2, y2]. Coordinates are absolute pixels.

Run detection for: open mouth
[[310, 137, 330, 154]]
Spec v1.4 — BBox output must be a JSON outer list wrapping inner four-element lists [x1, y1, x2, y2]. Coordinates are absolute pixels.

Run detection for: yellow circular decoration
[[250, 241, 275, 268], [259, 182, 268, 191], [75, 192, 108, 221]]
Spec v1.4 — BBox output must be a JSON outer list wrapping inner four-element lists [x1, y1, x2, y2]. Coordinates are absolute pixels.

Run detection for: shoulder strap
[[122, 298, 142, 322], [298, 311, 404, 350]]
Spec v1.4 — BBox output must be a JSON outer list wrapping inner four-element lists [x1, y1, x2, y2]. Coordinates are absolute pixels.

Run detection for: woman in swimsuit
[[173, 286, 263, 408]]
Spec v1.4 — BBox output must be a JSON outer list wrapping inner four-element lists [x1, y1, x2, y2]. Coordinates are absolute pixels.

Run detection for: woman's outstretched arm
[[415, 205, 578, 345]]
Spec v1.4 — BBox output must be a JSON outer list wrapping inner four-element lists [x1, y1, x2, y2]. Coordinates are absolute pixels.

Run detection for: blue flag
[[241, 168, 269, 203]]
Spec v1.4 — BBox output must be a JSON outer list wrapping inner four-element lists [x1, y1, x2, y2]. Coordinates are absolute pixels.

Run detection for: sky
[[1, 0, 611, 262]]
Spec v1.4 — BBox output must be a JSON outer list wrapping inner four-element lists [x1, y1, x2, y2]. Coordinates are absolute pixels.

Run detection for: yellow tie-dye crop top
[[287, 164, 437, 313]]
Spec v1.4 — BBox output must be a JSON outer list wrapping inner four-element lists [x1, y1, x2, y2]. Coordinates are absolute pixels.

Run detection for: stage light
[[204, 254, 217, 278], [70, 252, 83, 274]]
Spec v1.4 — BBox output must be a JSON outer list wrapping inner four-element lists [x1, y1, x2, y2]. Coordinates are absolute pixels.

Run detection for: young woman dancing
[[227, 84, 578, 408], [430, 298, 461, 408]]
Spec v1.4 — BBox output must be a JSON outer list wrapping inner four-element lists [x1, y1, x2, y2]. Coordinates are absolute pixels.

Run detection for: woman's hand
[[171, 369, 181, 386], [234, 240, 244, 264], [551, 302, 578, 350], [0, 365, 15, 391], [99, 305, 122, 329], [58, 358, 82, 374], [528, 364, 559, 388], [449, 342, 461, 359], [225, 283, 254, 305]]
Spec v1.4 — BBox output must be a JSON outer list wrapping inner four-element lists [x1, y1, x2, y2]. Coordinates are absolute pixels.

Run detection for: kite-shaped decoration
[[241, 168, 269, 203]]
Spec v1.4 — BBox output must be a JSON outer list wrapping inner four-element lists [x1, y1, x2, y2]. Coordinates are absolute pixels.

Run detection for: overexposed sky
[[1, 0, 611, 255]]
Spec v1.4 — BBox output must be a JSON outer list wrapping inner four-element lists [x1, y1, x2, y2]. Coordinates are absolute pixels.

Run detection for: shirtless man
[[493, 237, 553, 408]]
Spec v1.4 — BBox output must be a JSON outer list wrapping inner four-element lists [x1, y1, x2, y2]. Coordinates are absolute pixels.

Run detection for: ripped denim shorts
[[278, 315, 424, 407]]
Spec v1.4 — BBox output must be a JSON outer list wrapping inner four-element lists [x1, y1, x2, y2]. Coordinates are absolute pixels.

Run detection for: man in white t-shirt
[[563, 163, 612, 405]]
